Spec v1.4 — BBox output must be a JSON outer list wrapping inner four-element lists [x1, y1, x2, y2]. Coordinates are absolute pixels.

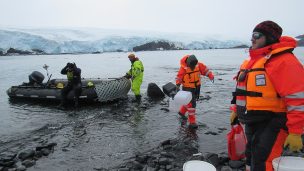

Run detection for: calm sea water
[[0, 48, 303, 170]]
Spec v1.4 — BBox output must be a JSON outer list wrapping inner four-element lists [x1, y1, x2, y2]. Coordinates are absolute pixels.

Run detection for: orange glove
[[284, 133, 303, 152], [208, 72, 214, 83]]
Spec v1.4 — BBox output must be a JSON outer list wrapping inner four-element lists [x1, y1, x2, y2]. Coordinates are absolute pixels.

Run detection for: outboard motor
[[29, 71, 45, 85]]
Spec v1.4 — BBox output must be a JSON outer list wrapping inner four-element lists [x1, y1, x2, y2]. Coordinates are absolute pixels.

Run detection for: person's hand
[[124, 73, 132, 79], [208, 72, 214, 83], [230, 111, 238, 125], [284, 133, 303, 152]]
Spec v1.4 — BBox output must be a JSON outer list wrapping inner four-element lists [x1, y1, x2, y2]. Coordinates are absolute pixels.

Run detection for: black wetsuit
[[60, 65, 82, 106]]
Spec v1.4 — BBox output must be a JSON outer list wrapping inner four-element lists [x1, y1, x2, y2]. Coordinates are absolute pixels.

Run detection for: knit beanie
[[253, 20, 282, 44]]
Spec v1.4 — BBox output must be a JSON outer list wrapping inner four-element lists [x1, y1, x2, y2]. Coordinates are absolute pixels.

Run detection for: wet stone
[[41, 148, 51, 156], [228, 160, 245, 168], [32, 136, 41, 141], [36, 143, 57, 151], [0, 160, 15, 167], [132, 161, 143, 170], [16, 165, 26, 171], [0, 152, 17, 163], [21, 159, 36, 168], [221, 166, 233, 171], [18, 149, 35, 161], [160, 152, 176, 159], [160, 108, 169, 112], [135, 155, 148, 163], [166, 164, 173, 170], [204, 153, 220, 167], [145, 166, 156, 171], [118, 168, 129, 171], [160, 101, 167, 105], [218, 156, 230, 165], [158, 158, 170, 165], [93, 167, 108, 171], [204, 131, 219, 135], [218, 127, 227, 131]]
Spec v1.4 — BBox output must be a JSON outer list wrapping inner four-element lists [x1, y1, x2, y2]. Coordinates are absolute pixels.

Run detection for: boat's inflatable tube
[[7, 77, 131, 102]]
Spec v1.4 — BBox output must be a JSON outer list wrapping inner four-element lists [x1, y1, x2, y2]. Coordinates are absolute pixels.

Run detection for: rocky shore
[[1, 85, 304, 171]]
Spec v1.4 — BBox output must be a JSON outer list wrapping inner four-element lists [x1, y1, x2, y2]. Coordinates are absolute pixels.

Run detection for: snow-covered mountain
[[0, 28, 248, 54]]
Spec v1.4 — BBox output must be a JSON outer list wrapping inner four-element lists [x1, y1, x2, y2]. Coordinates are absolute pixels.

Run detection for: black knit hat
[[187, 55, 198, 69], [253, 20, 282, 43]]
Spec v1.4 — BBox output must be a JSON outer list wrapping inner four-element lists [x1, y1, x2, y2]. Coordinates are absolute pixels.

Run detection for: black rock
[[132, 161, 143, 170], [0, 152, 17, 162], [0, 160, 15, 167], [160, 108, 169, 112], [147, 83, 165, 99], [220, 166, 233, 171], [22, 159, 36, 168], [161, 140, 171, 146], [118, 168, 129, 171], [204, 153, 220, 167], [34, 151, 43, 159], [16, 165, 26, 171], [204, 131, 219, 135], [36, 142, 57, 151], [145, 166, 156, 171], [18, 149, 35, 161], [41, 149, 51, 156], [158, 158, 171, 165], [228, 160, 245, 168], [135, 155, 148, 163]]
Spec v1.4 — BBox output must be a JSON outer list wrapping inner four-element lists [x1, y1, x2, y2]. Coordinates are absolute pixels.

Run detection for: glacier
[[0, 28, 248, 54]]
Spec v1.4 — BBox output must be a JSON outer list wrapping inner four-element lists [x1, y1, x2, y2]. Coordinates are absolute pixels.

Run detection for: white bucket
[[172, 90, 192, 105], [169, 91, 192, 112], [272, 156, 304, 171], [183, 160, 216, 171]]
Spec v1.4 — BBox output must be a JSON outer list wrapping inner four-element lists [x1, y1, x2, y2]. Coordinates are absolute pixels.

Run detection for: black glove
[[176, 84, 181, 91], [124, 73, 132, 79]]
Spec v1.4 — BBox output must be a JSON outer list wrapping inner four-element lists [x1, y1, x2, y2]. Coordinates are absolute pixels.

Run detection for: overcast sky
[[0, 0, 303, 39]]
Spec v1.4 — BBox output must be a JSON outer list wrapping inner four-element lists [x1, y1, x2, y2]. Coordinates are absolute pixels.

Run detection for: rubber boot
[[74, 97, 79, 108], [188, 108, 198, 129], [57, 98, 66, 109], [135, 95, 141, 103]]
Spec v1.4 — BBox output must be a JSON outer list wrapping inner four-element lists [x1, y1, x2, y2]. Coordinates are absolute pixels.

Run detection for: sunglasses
[[252, 32, 264, 40]]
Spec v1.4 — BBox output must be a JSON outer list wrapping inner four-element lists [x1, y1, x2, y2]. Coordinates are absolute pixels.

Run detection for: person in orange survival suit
[[230, 21, 304, 171], [176, 55, 214, 129]]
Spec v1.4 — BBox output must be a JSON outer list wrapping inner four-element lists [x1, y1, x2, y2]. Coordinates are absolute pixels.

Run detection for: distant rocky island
[[0, 48, 45, 56], [133, 41, 183, 51], [296, 34, 304, 46]]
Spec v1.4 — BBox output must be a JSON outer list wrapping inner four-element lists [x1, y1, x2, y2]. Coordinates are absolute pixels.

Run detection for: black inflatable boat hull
[[7, 77, 131, 102]]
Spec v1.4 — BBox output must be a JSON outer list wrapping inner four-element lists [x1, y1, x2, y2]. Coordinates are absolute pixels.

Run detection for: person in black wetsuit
[[58, 62, 82, 108]]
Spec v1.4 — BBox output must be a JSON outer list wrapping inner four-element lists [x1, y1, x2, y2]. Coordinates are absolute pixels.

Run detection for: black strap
[[240, 68, 266, 72], [233, 89, 262, 97]]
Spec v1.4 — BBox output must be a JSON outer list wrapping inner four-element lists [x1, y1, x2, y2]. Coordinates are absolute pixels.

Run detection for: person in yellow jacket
[[125, 53, 144, 102], [230, 21, 304, 171]]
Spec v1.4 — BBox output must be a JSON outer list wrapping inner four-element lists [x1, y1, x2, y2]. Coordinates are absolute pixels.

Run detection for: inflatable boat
[[7, 71, 131, 102]]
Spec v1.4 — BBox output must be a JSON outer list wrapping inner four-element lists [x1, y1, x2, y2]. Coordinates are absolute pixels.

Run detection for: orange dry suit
[[232, 36, 304, 171], [176, 55, 214, 124]]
